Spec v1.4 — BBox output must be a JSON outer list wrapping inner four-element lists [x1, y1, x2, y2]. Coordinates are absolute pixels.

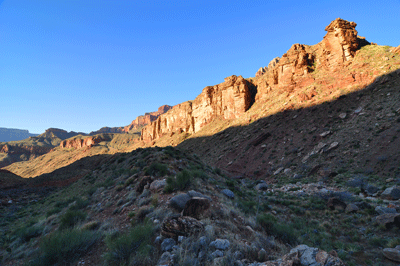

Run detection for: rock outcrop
[[141, 76, 256, 142], [90, 105, 172, 135], [0, 144, 53, 168], [391, 45, 400, 55], [139, 18, 377, 144], [59, 135, 112, 149]]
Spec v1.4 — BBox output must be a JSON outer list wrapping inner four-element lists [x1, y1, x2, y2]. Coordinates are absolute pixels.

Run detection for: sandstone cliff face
[[141, 18, 376, 143], [59, 135, 111, 149], [141, 102, 194, 142], [141, 76, 256, 142], [192, 75, 256, 132], [90, 105, 172, 135]]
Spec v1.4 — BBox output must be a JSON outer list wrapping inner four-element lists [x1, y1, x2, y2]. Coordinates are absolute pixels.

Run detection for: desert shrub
[[145, 162, 168, 176], [54, 197, 77, 209], [60, 209, 87, 229], [164, 169, 192, 193], [104, 222, 155, 265], [46, 207, 62, 217], [191, 169, 208, 180], [257, 213, 298, 245], [214, 168, 222, 175], [87, 186, 97, 196], [238, 199, 257, 214], [98, 177, 115, 188], [16, 224, 43, 243], [29, 229, 99, 266], [369, 237, 387, 247], [69, 198, 90, 210]]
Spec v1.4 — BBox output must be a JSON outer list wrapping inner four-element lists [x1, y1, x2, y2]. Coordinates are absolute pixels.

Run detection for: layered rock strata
[[141, 18, 373, 143], [141, 75, 256, 142]]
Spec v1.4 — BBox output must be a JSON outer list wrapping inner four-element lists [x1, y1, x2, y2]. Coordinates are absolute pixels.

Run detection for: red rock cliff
[[60, 135, 111, 149], [141, 75, 256, 142], [141, 18, 373, 143]]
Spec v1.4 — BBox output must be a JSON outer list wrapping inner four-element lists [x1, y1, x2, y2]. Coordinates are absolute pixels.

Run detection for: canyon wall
[[141, 75, 256, 142], [141, 18, 374, 143]]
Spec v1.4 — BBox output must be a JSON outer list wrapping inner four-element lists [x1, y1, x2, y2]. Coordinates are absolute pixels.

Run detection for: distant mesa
[[0, 127, 38, 142], [38, 128, 87, 140]]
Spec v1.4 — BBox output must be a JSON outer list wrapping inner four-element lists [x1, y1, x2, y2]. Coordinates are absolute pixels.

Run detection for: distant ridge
[[0, 127, 38, 142]]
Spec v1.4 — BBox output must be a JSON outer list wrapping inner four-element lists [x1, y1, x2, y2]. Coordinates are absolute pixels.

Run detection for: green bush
[[238, 199, 257, 214], [46, 207, 62, 217], [17, 224, 43, 243], [164, 169, 192, 193], [29, 229, 99, 266], [145, 162, 168, 176], [257, 213, 298, 245], [60, 209, 87, 229], [105, 222, 155, 265], [69, 198, 90, 210]]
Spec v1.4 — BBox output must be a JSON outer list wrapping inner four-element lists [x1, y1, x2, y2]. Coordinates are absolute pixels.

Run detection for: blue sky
[[1, 0, 399, 134]]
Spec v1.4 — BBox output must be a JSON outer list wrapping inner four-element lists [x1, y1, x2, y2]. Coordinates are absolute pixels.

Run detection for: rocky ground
[[1, 146, 400, 265]]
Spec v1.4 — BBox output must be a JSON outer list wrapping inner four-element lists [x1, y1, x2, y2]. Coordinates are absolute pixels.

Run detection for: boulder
[[168, 193, 191, 212], [383, 246, 400, 262], [221, 189, 235, 199], [255, 181, 269, 191], [150, 179, 167, 192], [327, 197, 347, 210], [182, 197, 211, 219], [376, 213, 400, 229], [381, 186, 400, 200], [375, 206, 397, 215], [161, 216, 204, 239], [345, 203, 359, 213]]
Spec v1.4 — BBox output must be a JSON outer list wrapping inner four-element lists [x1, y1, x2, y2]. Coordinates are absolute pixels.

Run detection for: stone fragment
[[221, 189, 234, 199], [274, 167, 284, 175], [383, 247, 400, 262], [210, 239, 230, 250]]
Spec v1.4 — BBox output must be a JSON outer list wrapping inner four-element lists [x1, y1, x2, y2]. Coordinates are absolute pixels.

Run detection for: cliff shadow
[[178, 68, 400, 181]]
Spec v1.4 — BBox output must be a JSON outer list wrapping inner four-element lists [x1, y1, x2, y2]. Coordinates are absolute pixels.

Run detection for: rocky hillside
[[2, 145, 400, 265]]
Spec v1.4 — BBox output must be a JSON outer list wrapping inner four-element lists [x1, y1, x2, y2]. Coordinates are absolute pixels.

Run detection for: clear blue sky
[[1, 0, 399, 134]]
